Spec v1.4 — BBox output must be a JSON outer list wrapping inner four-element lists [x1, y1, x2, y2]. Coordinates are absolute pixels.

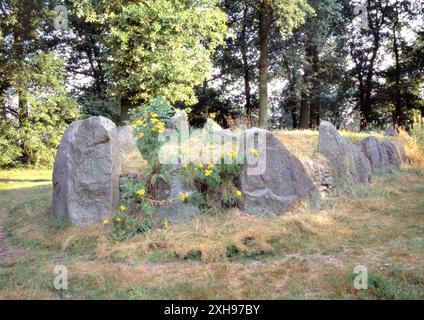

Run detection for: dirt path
[[0, 212, 26, 261]]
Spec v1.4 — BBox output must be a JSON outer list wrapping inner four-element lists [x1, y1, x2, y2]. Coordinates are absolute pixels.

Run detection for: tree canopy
[[0, 0, 423, 167]]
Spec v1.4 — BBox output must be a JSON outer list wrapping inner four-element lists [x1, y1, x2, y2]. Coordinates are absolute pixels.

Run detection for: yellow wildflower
[[205, 169, 213, 177], [139, 132, 144, 138], [228, 151, 237, 159], [136, 189, 145, 197], [115, 216, 122, 223], [119, 205, 126, 212], [198, 163, 204, 169], [163, 218, 169, 230], [209, 112, 217, 119], [179, 192, 188, 202], [102, 219, 109, 225], [151, 112, 159, 118], [236, 190, 242, 198], [186, 108, 192, 114], [207, 164, 215, 169], [250, 148, 260, 157], [151, 118, 159, 124]]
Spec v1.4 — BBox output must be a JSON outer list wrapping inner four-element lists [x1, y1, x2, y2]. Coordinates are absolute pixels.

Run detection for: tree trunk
[[392, 16, 402, 129], [421, 109, 424, 125], [299, 90, 310, 129], [309, 46, 320, 129], [291, 109, 298, 129], [258, 0, 271, 129], [120, 97, 131, 123], [0, 85, 7, 119], [241, 0, 252, 122]]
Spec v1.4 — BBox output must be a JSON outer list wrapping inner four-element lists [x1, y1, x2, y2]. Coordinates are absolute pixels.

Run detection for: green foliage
[[75, 0, 227, 107], [106, 181, 156, 242], [0, 52, 79, 167], [356, 267, 424, 300], [107, 98, 178, 241], [179, 158, 243, 212], [128, 97, 173, 186], [108, 214, 152, 242], [0, 120, 21, 167]]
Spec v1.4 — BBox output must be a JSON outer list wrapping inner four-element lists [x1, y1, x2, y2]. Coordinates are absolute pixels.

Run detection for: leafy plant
[[179, 149, 243, 212], [128, 97, 173, 190]]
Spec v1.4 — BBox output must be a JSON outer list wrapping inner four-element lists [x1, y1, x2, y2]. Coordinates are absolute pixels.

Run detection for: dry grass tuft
[[121, 151, 146, 175], [273, 130, 319, 161], [399, 129, 424, 169]]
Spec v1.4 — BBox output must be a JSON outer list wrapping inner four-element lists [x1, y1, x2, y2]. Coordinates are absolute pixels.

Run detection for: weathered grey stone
[[305, 159, 335, 194], [350, 144, 373, 186], [117, 125, 137, 155], [318, 121, 371, 195], [361, 137, 390, 175], [203, 118, 223, 133], [168, 110, 189, 133], [239, 128, 319, 216], [53, 116, 121, 225], [154, 170, 200, 223], [382, 140, 402, 168]]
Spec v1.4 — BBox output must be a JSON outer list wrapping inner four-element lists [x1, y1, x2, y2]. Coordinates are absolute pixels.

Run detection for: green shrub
[[179, 156, 243, 212], [106, 98, 175, 241], [128, 97, 174, 188]]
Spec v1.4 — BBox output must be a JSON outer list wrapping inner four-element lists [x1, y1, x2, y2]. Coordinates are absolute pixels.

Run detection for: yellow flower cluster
[[179, 192, 189, 202], [250, 148, 260, 157], [209, 112, 217, 119], [136, 189, 145, 197], [102, 219, 109, 225], [227, 151, 237, 159], [131, 118, 145, 129], [236, 190, 242, 198], [119, 205, 126, 212], [151, 117, 166, 133], [204, 169, 213, 177], [115, 216, 122, 223], [163, 218, 169, 230]]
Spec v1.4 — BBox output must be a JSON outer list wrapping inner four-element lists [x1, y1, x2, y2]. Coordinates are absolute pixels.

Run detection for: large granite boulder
[[239, 128, 319, 216], [168, 110, 189, 133], [318, 121, 371, 195], [53, 116, 121, 225], [117, 125, 137, 155], [382, 140, 402, 167], [361, 137, 391, 175], [154, 170, 200, 223]]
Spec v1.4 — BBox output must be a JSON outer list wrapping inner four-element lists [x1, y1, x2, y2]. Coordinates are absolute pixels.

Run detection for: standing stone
[[361, 137, 390, 175], [154, 170, 200, 223], [318, 121, 371, 195], [117, 125, 137, 155], [203, 118, 223, 133], [168, 110, 189, 133], [53, 116, 121, 225], [382, 140, 403, 167], [239, 128, 319, 216]]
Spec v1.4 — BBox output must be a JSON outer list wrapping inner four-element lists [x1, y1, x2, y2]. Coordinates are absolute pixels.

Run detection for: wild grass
[[400, 127, 424, 169], [0, 130, 423, 300], [1, 166, 423, 299], [273, 129, 393, 162]]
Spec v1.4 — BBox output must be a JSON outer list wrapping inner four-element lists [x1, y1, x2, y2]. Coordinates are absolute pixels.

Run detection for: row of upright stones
[[318, 120, 407, 196], [52, 115, 407, 225]]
